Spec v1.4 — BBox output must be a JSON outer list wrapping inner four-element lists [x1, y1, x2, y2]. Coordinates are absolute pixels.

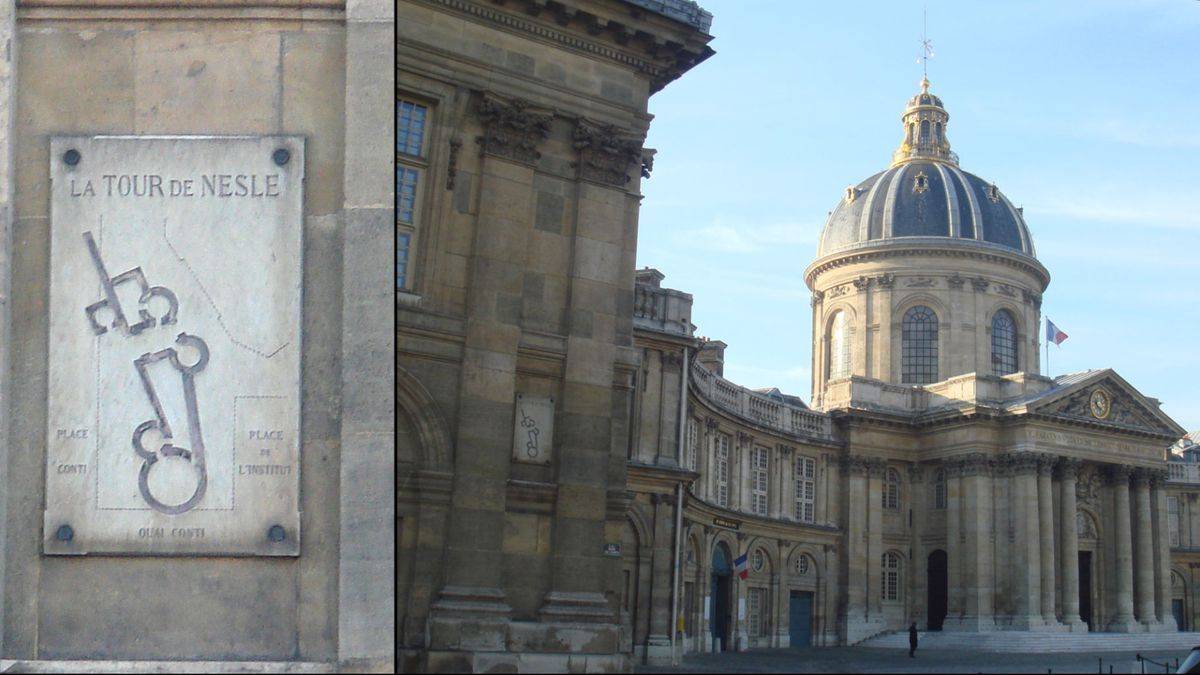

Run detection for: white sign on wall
[[45, 136, 304, 556], [512, 394, 554, 465]]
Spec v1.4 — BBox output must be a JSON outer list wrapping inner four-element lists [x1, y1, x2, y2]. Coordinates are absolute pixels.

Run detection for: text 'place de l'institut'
[[397, 0, 1200, 671]]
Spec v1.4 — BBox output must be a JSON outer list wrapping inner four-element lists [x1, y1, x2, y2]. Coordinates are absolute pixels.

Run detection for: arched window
[[882, 552, 901, 601], [919, 119, 930, 143], [902, 306, 939, 384], [883, 468, 901, 510], [828, 311, 850, 380], [935, 122, 943, 142], [933, 469, 946, 510], [991, 309, 1018, 376]]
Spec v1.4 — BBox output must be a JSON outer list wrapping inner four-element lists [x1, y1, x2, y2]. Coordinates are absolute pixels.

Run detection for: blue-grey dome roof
[[817, 161, 1036, 259]]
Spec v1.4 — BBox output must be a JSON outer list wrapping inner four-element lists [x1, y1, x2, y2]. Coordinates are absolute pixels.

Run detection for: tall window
[[747, 587, 765, 637], [828, 311, 851, 380], [397, 98, 429, 290], [902, 305, 939, 384], [1169, 496, 1181, 547], [751, 447, 769, 516], [933, 469, 946, 510], [883, 468, 900, 510], [686, 418, 699, 472], [991, 309, 1018, 375], [882, 552, 901, 601], [715, 434, 731, 508], [795, 456, 816, 523]]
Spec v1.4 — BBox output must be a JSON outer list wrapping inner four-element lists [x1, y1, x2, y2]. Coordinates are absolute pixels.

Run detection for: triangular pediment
[[1018, 369, 1185, 438]]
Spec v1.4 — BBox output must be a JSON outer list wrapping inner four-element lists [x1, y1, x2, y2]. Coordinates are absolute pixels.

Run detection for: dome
[[817, 162, 1036, 258], [816, 79, 1037, 260]]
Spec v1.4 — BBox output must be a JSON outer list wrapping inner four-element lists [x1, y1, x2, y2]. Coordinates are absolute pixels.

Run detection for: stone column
[[945, 459, 963, 626], [1057, 459, 1086, 631], [908, 464, 927, 628], [1037, 457, 1059, 627], [432, 95, 553, 631], [645, 494, 675, 663], [541, 119, 647, 630], [1108, 464, 1139, 631], [1152, 470, 1178, 631], [957, 454, 994, 630], [842, 456, 880, 642], [1010, 454, 1043, 629], [1133, 469, 1158, 628], [867, 458, 886, 620]]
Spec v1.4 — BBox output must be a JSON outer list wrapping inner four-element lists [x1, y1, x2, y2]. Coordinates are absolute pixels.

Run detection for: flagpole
[[1044, 318, 1049, 378]]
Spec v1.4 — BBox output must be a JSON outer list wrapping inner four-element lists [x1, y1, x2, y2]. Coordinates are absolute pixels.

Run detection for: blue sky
[[639, 0, 1200, 432]]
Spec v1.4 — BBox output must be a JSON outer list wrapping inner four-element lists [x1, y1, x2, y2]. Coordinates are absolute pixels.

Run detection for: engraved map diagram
[[45, 136, 304, 556]]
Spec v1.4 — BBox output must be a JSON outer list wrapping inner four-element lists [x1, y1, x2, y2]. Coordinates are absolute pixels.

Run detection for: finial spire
[[920, 5, 934, 80]]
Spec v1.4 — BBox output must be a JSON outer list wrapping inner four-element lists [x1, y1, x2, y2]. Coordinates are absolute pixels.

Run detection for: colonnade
[[844, 452, 1177, 636]]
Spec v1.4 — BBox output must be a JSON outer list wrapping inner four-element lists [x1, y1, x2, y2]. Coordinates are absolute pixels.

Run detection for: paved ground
[[636, 647, 1191, 673]]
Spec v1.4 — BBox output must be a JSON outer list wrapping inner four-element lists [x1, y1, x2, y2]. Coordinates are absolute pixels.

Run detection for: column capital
[[475, 91, 553, 165], [1106, 463, 1134, 486], [959, 453, 993, 477], [1149, 468, 1170, 487], [704, 416, 719, 431], [1131, 467, 1154, 487], [573, 117, 646, 187], [866, 457, 887, 479], [841, 454, 871, 477], [1037, 454, 1056, 477], [1007, 453, 1041, 476], [1055, 457, 1083, 481]]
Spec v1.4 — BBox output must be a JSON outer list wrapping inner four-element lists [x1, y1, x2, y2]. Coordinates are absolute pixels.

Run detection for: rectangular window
[[747, 587, 764, 637], [397, 97, 429, 292], [751, 447, 769, 516], [1169, 496, 1181, 547], [715, 434, 730, 508], [687, 418, 699, 471], [684, 582, 695, 636], [882, 554, 900, 601], [794, 456, 815, 523]]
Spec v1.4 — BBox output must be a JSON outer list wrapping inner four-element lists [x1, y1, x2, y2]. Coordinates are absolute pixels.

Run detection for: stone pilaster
[[1010, 454, 1044, 629], [954, 454, 994, 630], [1056, 459, 1087, 632], [944, 458, 963, 625], [1132, 470, 1158, 629], [1107, 464, 1139, 631], [432, 94, 553, 632], [840, 455, 883, 642], [645, 494, 674, 664], [866, 458, 885, 620], [1152, 470, 1177, 631], [908, 464, 927, 628], [1037, 457, 1060, 627], [539, 116, 644, 630]]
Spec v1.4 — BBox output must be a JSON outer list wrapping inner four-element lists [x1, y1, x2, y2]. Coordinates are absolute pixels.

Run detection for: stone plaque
[[45, 136, 304, 556], [512, 394, 554, 465]]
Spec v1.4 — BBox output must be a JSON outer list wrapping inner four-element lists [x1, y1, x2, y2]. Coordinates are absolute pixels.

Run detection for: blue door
[[789, 591, 813, 646]]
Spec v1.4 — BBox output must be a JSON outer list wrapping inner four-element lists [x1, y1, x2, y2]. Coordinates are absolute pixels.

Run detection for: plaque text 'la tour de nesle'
[[46, 136, 304, 556]]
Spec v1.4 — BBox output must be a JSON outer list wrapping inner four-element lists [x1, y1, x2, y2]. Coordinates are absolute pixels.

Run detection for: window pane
[[397, 100, 428, 157], [397, 231, 411, 289], [902, 306, 938, 384], [991, 310, 1018, 375], [829, 311, 850, 380], [398, 167, 420, 224]]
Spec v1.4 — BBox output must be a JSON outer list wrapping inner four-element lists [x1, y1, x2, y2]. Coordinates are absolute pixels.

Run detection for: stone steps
[[860, 630, 1200, 653]]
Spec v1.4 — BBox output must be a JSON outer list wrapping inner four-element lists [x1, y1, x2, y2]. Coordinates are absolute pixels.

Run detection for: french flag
[[734, 553, 749, 580], [1046, 318, 1068, 346]]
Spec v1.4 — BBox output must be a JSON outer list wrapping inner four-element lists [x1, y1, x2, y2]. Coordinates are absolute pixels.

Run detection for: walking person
[[908, 622, 918, 658]]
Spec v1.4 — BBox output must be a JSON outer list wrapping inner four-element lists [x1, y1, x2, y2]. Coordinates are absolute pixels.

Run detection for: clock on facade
[[1089, 389, 1111, 420]]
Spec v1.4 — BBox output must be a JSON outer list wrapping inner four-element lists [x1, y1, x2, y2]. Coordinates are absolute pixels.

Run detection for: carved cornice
[[804, 243, 1050, 291], [573, 118, 644, 187], [476, 92, 553, 165]]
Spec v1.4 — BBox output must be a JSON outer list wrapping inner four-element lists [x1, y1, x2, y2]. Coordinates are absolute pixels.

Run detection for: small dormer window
[[913, 171, 929, 194], [986, 183, 1001, 203], [845, 186, 857, 202]]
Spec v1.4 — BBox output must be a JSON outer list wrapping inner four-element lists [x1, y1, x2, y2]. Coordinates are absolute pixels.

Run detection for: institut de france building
[[398, 1, 1200, 671]]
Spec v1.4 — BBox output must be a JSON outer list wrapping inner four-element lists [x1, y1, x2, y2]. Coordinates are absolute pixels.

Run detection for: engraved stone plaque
[[45, 136, 303, 556], [512, 394, 554, 465]]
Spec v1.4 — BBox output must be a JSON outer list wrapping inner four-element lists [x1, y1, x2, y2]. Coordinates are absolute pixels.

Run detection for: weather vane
[[918, 6, 935, 79]]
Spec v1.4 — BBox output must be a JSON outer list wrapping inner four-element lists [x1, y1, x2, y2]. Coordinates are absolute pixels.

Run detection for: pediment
[[1021, 369, 1185, 438]]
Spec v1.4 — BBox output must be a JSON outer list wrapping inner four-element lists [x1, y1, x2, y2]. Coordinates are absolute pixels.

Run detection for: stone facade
[[0, 0, 394, 669], [396, 0, 713, 671]]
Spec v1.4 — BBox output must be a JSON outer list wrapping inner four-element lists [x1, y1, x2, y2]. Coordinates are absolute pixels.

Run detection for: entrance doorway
[[927, 549, 947, 631], [1174, 599, 1186, 631], [789, 591, 814, 646], [710, 543, 732, 652], [1079, 551, 1093, 631]]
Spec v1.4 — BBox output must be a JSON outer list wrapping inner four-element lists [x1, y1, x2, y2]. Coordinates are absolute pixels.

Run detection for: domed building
[[617, 78, 1196, 660]]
